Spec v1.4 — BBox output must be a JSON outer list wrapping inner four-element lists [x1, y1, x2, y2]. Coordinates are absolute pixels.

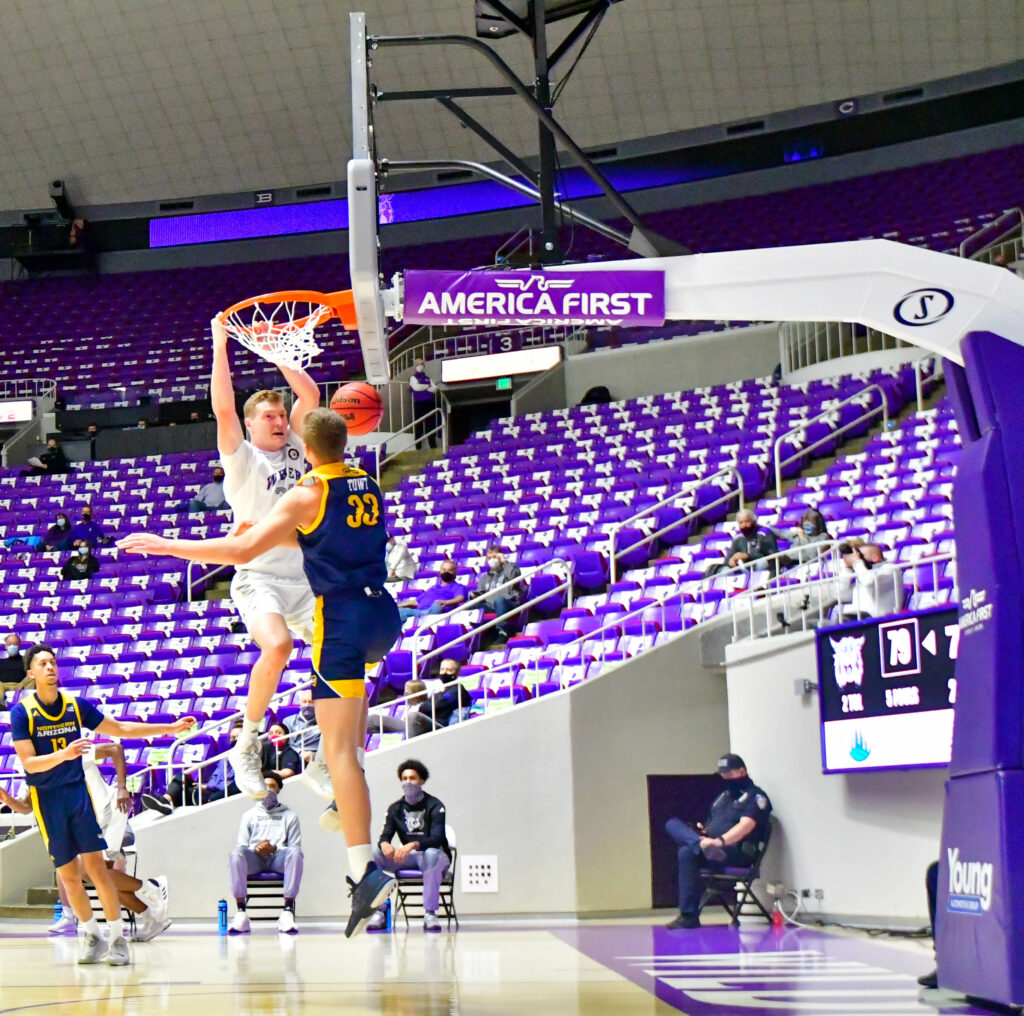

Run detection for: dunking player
[[120, 409, 401, 936], [210, 317, 328, 800], [10, 645, 193, 964]]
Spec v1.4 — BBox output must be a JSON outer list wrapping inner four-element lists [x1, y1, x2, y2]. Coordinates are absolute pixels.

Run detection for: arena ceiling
[[0, 0, 1020, 213]]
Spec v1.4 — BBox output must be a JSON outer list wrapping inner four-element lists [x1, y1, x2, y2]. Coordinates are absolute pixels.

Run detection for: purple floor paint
[[554, 924, 996, 1015]]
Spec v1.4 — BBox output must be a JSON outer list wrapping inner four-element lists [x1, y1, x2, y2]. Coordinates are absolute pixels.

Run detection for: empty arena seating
[[0, 143, 1021, 410]]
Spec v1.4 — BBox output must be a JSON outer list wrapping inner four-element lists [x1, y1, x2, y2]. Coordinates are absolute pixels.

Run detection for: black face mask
[[739, 525, 757, 539], [725, 775, 753, 794], [440, 572, 456, 584]]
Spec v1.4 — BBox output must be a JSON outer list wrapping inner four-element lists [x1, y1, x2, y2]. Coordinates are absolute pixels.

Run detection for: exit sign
[[495, 377, 512, 391]]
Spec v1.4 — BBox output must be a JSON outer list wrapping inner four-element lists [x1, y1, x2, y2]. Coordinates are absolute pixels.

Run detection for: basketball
[[330, 381, 383, 435]]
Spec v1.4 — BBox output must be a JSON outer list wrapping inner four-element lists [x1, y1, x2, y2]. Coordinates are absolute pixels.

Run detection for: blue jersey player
[[119, 407, 401, 937], [11, 644, 194, 964]]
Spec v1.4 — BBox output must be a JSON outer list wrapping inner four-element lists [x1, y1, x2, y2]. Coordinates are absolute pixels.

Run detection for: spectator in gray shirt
[[186, 465, 228, 513]]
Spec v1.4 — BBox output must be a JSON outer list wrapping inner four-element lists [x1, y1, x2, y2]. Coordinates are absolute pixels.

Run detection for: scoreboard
[[816, 606, 959, 773]]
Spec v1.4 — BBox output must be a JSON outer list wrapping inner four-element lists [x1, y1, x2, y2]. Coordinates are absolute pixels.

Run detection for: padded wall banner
[[402, 269, 666, 328], [938, 331, 1024, 1006]]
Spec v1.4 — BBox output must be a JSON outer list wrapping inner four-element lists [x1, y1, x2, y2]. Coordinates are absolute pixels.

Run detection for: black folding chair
[[393, 824, 459, 930], [698, 821, 773, 925]]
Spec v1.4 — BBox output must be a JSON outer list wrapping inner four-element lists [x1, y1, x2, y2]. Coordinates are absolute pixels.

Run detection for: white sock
[[347, 844, 373, 878], [241, 718, 260, 741], [108, 918, 124, 941], [81, 917, 101, 937]]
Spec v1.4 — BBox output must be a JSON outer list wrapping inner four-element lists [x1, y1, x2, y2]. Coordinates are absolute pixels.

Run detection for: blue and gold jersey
[[10, 691, 106, 789], [296, 464, 388, 596]]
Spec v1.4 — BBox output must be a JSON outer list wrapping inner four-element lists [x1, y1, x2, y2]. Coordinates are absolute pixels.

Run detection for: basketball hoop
[[216, 289, 358, 371]]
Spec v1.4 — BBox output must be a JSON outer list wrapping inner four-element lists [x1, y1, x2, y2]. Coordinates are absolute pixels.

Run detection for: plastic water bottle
[[383, 899, 392, 932], [217, 899, 228, 933], [53, 902, 63, 924]]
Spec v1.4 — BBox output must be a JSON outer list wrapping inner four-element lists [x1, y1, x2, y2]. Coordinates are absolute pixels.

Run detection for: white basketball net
[[220, 297, 328, 371]]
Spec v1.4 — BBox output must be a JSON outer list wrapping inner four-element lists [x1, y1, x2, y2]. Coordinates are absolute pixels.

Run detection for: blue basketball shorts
[[29, 779, 107, 869], [311, 588, 401, 700]]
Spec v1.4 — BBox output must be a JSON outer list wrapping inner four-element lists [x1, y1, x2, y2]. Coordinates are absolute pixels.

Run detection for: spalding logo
[[893, 288, 954, 327]]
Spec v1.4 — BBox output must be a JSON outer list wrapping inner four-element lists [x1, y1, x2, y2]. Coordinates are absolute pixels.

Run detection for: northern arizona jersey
[[222, 431, 308, 577], [10, 692, 106, 790], [296, 464, 388, 594]]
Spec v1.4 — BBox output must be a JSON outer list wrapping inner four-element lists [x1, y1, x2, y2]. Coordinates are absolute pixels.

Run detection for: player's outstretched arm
[[279, 363, 321, 437], [95, 716, 196, 740], [118, 482, 321, 565], [210, 316, 245, 457]]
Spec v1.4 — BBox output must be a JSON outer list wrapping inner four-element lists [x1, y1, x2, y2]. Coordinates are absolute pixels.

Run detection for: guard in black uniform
[[664, 753, 772, 928]]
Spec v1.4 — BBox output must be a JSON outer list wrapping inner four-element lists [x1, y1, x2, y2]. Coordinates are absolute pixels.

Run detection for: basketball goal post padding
[[390, 240, 1024, 1004]]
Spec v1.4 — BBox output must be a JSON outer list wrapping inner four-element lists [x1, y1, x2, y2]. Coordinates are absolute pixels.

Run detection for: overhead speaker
[[49, 179, 73, 220]]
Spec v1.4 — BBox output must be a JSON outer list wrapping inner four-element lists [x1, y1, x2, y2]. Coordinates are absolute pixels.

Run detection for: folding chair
[[697, 821, 773, 925], [392, 823, 459, 930], [246, 871, 286, 921]]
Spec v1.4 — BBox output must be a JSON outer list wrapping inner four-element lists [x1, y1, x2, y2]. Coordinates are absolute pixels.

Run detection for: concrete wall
[[563, 325, 780, 406], [510, 362, 567, 417], [725, 631, 944, 922], [0, 826, 55, 906]]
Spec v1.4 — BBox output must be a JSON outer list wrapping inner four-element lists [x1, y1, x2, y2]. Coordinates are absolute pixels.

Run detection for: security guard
[[664, 753, 772, 929]]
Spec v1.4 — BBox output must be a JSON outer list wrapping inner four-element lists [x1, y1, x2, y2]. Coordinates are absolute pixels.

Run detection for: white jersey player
[[211, 317, 322, 799]]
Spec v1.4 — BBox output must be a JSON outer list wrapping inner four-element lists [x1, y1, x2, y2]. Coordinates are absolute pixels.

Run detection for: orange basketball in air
[[330, 382, 383, 435]]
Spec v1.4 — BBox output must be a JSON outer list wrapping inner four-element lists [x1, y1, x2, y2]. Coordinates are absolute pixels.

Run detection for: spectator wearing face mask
[[385, 535, 416, 583], [396, 561, 467, 623], [186, 465, 229, 513], [287, 688, 321, 761], [70, 506, 110, 546], [266, 721, 301, 779], [474, 545, 523, 639], [367, 759, 451, 933], [0, 633, 30, 695], [227, 772, 303, 935], [60, 544, 100, 582], [725, 509, 779, 572], [24, 437, 72, 476], [42, 512, 74, 552], [408, 359, 438, 450]]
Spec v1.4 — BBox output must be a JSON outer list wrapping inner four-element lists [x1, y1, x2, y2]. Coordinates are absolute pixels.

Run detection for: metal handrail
[[0, 378, 57, 401], [728, 546, 956, 643], [185, 561, 234, 602], [914, 355, 944, 412], [408, 557, 574, 679], [607, 465, 745, 584], [959, 207, 1023, 260], [372, 409, 445, 482], [772, 383, 889, 497]]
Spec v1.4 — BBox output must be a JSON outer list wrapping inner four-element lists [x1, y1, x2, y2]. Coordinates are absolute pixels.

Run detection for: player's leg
[[314, 693, 395, 938], [57, 857, 96, 926], [231, 610, 293, 798]]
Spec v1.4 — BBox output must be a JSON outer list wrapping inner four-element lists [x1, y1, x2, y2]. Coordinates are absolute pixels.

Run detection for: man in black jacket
[[368, 759, 450, 932]]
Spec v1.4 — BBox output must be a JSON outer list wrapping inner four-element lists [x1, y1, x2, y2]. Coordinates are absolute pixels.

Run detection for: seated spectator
[[422, 659, 474, 728], [664, 753, 772, 929], [725, 509, 779, 572], [287, 689, 321, 763], [185, 465, 228, 513], [474, 546, 523, 638], [0, 633, 30, 695], [142, 751, 237, 813], [24, 437, 71, 476], [136, 418, 149, 429], [386, 535, 416, 583], [837, 542, 905, 619], [60, 545, 100, 582], [266, 721, 301, 778], [368, 759, 451, 933], [228, 772, 302, 935], [70, 506, 111, 546], [397, 561, 468, 623], [375, 681, 436, 739], [42, 512, 74, 552], [776, 507, 832, 567]]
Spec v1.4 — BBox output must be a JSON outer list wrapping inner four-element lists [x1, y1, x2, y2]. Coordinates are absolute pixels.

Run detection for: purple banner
[[402, 269, 666, 328]]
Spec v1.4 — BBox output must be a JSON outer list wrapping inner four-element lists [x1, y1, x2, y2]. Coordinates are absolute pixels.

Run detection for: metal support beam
[[549, 3, 607, 70], [531, 1, 561, 263], [381, 158, 632, 251], [371, 32, 676, 257], [377, 86, 516, 102], [437, 98, 536, 182]]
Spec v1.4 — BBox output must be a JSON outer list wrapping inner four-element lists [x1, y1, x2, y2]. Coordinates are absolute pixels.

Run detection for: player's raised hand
[[117, 533, 171, 556], [211, 315, 228, 350], [63, 738, 91, 760]]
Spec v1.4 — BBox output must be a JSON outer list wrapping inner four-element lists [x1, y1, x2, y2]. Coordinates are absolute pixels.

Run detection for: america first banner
[[402, 269, 666, 328]]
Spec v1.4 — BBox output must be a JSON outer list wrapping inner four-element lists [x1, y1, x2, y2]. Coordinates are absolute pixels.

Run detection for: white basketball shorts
[[230, 569, 316, 644]]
